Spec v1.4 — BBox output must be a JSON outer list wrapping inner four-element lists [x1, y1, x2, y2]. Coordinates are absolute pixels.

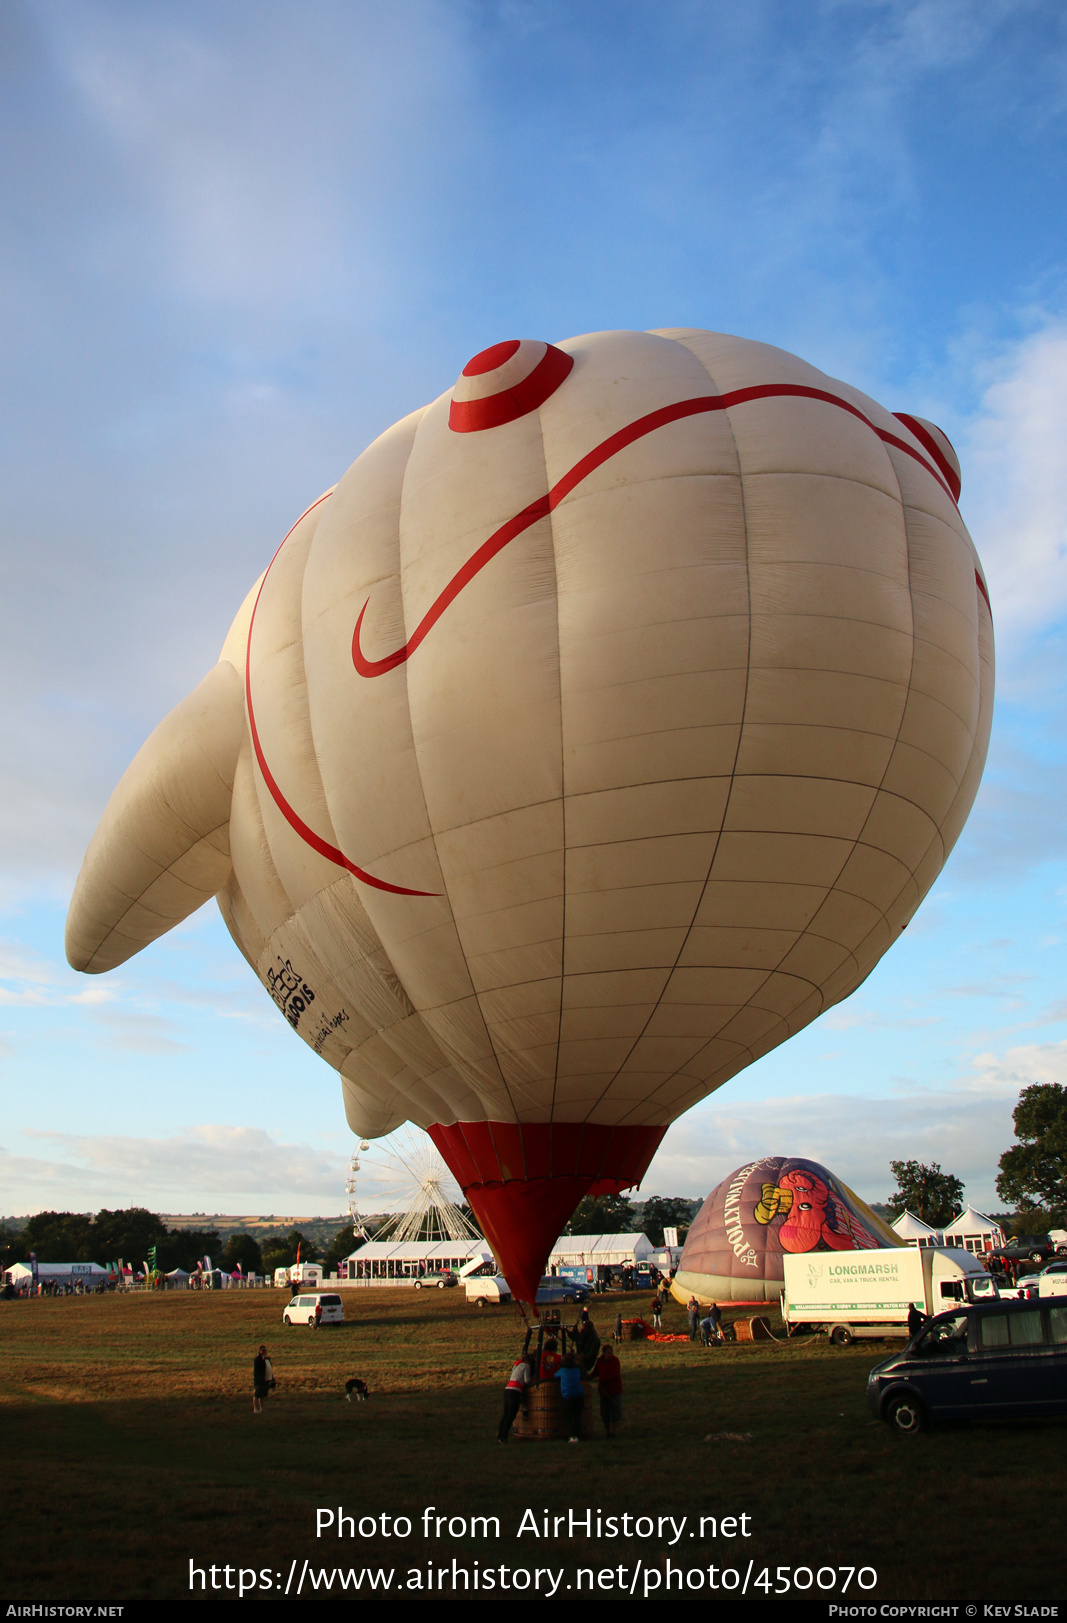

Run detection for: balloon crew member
[[573, 1309, 601, 1373], [497, 1351, 532, 1444], [540, 1337, 562, 1380], [593, 1344, 623, 1438], [555, 1351, 585, 1444]]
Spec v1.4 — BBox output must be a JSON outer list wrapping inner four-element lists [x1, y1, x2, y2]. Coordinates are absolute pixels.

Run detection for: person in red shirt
[[540, 1337, 562, 1380], [593, 1344, 623, 1437], [497, 1352, 532, 1443]]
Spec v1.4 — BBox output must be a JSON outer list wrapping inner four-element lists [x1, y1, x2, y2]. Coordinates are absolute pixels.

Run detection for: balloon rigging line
[[248, 384, 978, 897]]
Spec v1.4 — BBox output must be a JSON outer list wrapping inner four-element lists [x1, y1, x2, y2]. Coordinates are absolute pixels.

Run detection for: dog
[[344, 1378, 370, 1403]]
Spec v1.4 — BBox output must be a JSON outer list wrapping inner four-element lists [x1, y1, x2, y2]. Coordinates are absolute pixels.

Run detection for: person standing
[[573, 1310, 601, 1372], [253, 1345, 274, 1414], [687, 1296, 700, 1341], [497, 1351, 532, 1443], [593, 1344, 623, 1438], [555, 1351, 585, 1443], [651, 1291, 662, 1330]]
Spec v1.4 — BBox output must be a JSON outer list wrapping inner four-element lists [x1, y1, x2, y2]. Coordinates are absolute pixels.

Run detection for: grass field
[[0, 1287, 1060, 1605]]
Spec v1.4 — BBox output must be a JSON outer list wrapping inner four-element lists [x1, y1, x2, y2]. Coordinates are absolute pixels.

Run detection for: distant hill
[[161, 1214, 352, 1249]]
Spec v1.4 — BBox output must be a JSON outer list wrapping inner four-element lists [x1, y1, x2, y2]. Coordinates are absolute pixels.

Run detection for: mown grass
[[0, 1288, 1060, 1603]]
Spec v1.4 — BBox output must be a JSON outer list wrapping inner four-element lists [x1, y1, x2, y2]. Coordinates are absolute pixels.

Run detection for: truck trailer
[[781, 1246, 998, 1345]]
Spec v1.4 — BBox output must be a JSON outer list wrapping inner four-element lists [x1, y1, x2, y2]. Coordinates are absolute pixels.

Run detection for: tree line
[[884, 1082, 1067, 1234], [0, 1209, 355, 1280]]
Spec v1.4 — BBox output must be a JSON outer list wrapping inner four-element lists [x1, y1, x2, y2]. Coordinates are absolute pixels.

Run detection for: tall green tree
[[885, 1160, 964, 1228], [261, 1228, 320, 1274], [563, 1193, 635, 1236], [322, 1224, 359, 1276], [158, 1229, 221, 1272], [220, 1233, 263, 1275], [92, 1208, 168, 1263], [634, 1197, 698, 1246], [19, 1211, 96, 1262], [996, 1083, 1067, 1222]]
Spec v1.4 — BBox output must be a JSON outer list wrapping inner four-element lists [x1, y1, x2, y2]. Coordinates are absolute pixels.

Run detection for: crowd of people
[[1, 1277, 107, 1298], [497, 1305, 625, 1444]]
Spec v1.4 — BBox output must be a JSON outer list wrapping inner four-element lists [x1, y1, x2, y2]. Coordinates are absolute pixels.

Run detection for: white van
[[283, 1291, 344, 1327]]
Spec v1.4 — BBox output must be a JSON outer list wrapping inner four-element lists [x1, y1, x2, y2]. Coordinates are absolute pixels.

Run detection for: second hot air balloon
[[65, 327, 994, 1305]]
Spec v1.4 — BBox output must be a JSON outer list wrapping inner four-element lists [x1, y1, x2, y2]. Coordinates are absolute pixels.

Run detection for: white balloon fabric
[[66, 329, 994, 1301]]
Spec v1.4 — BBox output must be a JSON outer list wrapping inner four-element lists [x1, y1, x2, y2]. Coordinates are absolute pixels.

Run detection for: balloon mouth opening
[[426, 1121, 666, 1304]]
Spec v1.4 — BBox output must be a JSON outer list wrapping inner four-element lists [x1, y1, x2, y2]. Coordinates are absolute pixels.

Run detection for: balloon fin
[[66, 660, 246, 973]]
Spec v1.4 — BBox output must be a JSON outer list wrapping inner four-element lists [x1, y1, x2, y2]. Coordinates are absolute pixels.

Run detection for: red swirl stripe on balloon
[[893, 412, 962, 502], [245, 490, 438, 897], [353, 381, 961, 680]]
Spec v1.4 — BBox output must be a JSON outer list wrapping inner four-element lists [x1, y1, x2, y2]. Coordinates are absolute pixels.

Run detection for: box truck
[[782, 1247, 998, 1345]]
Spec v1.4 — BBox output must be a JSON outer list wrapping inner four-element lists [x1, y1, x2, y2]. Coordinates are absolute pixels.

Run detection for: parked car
[[991, 1235, 1054, 1264], [1023, 1260, 1067, 1298], [412, 1271, 456, 1290], [867, 1299, 1067, 1434], [283, 1292, 345, 1327], [535, 1278, 591, 1306]]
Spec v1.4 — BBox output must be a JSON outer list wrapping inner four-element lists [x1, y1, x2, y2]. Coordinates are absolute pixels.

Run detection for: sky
[[3, 0, 1067, 1221]]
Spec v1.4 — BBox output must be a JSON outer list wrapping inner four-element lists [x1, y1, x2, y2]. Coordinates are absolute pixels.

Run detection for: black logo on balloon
[[265, 957, 316, 1029]]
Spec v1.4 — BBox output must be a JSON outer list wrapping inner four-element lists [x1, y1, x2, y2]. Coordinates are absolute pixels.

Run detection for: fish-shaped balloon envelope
[[66, 329, 994, 1304]]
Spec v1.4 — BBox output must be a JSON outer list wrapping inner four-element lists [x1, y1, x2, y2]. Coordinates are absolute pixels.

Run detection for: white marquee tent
[[344, 1238, 489, 1281], [547, 1233, 654, 1271], [941, 1207, 1004, 1254], [891, 1211, 942, 1247]]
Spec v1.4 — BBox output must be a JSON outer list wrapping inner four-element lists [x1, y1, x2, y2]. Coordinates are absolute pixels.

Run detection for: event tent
[[4, 1262, 108, 1286], [891, 1210, 941, 1247], [344, 1238, 488, 1280], [546, 1233, 654, 1270], [941, 1207, 1004, 1254]]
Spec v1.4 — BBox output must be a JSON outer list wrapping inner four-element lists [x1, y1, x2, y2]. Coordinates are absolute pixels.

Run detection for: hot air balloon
[[672, 1155, 902, 1306], [65, 328, 994, 1306]]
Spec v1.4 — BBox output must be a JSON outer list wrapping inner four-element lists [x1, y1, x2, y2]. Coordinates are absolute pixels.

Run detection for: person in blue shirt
[[555, 1350, 585, 1443]]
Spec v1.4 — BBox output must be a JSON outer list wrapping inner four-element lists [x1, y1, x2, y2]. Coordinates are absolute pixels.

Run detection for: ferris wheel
[[344, 1124, 480, 1244]]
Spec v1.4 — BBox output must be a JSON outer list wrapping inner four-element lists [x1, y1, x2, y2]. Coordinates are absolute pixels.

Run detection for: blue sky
[[4, 0, 1067, 1218]]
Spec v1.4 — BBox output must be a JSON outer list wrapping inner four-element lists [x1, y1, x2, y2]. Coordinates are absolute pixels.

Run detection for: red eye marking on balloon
[[448, 341, 574, 433], [245, 490, 438, 897], [353, 381, 964, 680]]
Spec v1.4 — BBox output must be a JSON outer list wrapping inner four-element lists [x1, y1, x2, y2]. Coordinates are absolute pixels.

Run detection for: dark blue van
[[867, 1299, 1067, 1433]]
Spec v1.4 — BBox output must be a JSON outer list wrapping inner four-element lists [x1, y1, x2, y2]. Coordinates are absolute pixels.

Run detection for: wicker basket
[[512, 1379, 596, 1441], [733, 1315, 773, 1342]]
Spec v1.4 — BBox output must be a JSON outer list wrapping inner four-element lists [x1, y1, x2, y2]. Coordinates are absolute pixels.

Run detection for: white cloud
[[642, 1034, 1067, 1210], [643, 1086, 1017, 1212], [3, 1123, 348, 1214], [964, 319, 1067, 640]]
